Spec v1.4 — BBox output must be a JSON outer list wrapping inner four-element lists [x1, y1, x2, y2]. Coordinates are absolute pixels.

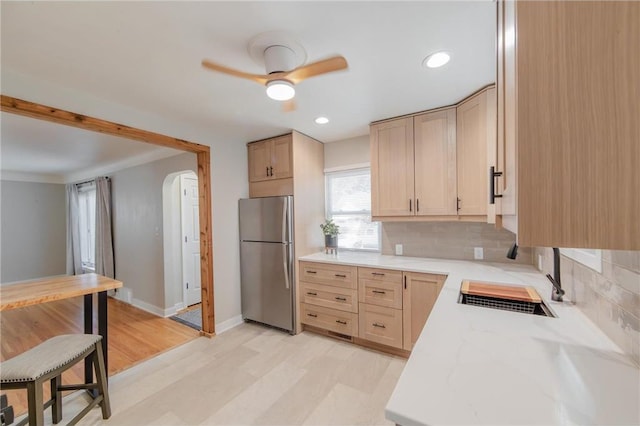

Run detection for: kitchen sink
[[458, 280, 555, 318]]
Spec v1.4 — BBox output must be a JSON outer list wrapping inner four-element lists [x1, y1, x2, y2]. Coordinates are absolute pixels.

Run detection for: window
[[325, 168, 380, 251], [78, 184, 96, 271], [560, 248, 602, 273]]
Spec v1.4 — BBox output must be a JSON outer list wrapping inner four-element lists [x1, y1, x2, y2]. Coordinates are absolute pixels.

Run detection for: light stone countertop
[[299, 251, 640, 425]]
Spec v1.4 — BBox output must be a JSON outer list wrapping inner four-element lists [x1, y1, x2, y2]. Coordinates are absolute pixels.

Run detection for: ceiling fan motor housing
[[264, 45, 297, 74]]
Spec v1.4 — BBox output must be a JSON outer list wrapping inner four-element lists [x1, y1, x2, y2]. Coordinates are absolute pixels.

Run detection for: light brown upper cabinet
[[371, 86, 496, 222], [457, 88, 496, 219], [248, 135, 293, 183], [414, 109, 458, 216], [496, 1, 639, 250], [370, 117, 415, 217]]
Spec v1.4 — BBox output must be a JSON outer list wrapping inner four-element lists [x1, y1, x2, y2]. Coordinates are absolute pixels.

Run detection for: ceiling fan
[[201, 33, 348, 111]]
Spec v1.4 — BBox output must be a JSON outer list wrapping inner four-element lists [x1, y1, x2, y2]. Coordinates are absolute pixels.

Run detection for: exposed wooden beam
[[0, 94, 216, 335]]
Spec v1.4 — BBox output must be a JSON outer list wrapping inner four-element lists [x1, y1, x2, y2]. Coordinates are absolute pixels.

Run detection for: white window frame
[[325, 167, 380, 252], [560, 248, 602, 273], [78, 183, 96, 272]]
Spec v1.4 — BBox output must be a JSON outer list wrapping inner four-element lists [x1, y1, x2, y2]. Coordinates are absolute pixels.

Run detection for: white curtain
[[66, 184, 82, 275], [95, 177, 115, 278]]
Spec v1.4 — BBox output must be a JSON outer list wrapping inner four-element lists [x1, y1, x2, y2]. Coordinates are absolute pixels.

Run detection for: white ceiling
[[0, 1, 496, 177]]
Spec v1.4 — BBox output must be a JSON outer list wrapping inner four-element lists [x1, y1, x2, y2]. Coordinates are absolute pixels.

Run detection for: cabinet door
[[457, 92, 488, 216], [414, 109, 457, 216], [515, 1, 639, 249], [248, 140, 273, 182], [402, 272, 444, 351], [271, 135, 293, 179], [371, 118, 415, 217]]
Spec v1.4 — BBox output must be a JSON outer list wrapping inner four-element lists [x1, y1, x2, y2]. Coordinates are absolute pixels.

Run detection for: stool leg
[[50, 375, 62, 424], [93, 343, 111, 419], [26, 381, 44, 426]]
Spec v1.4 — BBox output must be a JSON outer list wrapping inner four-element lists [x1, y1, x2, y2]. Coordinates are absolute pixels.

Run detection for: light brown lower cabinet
[[299, 261, 446, 355], [402, 272, 445, 351]]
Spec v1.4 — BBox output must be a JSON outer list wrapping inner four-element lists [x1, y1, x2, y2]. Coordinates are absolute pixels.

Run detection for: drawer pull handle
[[307, 270, 317, 274], [372, 272, 385, 276], [334, 274, 347, 278], [306, 292, 317, 296], [335, 296, 347, 301], [307, 313, 318, 318], [335, 320, 347, 325], [372, 290, 386, 295], [373, 322, 386, 329]]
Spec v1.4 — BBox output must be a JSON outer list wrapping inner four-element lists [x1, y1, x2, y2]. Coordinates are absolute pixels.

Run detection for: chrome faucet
[[546, 248, 565, 302]]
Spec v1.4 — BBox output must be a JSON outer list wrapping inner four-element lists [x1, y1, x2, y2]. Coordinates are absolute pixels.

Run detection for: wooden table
[[0, 273, 122, 384]]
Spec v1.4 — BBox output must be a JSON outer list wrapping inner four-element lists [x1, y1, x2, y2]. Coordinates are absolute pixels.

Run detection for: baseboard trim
[[130, 298, 164, 317], [163, 302, 185, 318], [215, 315, 243, 334]]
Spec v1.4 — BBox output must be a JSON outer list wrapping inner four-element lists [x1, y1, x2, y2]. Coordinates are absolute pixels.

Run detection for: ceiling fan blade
[[285, 56, 348, 84], [201, 59, 269, 85], [282, 99, 297, 113]]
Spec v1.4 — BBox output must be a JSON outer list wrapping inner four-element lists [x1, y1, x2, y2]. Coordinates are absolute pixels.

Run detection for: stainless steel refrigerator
[[239, 196, 294, 333]]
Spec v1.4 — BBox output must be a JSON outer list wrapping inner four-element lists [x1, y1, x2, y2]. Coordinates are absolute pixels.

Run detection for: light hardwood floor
[[39, 322, 406, 425], [1, 297, 200, 416]]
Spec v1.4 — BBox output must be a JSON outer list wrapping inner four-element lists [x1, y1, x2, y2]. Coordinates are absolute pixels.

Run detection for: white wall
[[0, 180, 66, 282], [323, 135, 370, 170], [2, 70, 248, 327], [110, 153, 196, 310]]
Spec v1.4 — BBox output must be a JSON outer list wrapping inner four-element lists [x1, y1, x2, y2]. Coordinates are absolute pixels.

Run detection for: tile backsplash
[[535, 248, 640, 366], [381, 222, 532, 264]]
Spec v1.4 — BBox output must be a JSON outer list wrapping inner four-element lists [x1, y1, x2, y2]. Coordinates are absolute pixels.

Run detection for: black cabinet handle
[[336, 320, 347, 325], [270, 166, 273, 176], [335, 296, 347, 301], [335, 274, 347, 278], [409, 199, 412, 212], [307, 313, 318, 318], [306, 292, 317, 296], [307, 271, 317, 274], [489, 166, 503, 204], [371, 272, 385, 276], [372, 290, 386, 295], [373, 322, 386, 329], [416, 198, 419, 212], [456, 197, 461, 211], [404, 275, 407, 289]]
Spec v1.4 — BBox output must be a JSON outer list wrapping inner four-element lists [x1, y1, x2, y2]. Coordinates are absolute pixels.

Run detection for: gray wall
[[0, 180, 66, 282], [382, 222, 531, 264], [111, 152, 196, 310], [535, 248, 640, 366]]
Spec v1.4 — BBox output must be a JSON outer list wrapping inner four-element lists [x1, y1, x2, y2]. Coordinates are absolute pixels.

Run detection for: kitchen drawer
[[358, 267, 402, 284], [300, 261, 357, 289], [301, 303, 358, 337], [301, 282, 358, 313], [359, 278, 402, 309], [358, 303, 403, 349]]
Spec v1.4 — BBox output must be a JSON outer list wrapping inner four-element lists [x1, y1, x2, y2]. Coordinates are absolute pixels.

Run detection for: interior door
[[181, 175, 201, 306]]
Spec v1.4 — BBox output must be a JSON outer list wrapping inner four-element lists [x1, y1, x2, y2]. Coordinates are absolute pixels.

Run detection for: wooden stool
[[0, 334, 111, 426]]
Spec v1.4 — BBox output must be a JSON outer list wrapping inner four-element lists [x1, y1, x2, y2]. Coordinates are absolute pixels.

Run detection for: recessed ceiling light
[[315, 116, 329, 125], [423, 51, 450, 68]]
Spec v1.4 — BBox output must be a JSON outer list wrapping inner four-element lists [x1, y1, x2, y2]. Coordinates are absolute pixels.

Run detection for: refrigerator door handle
[[283, 243, 291, 290], [281, 197, 288, 243]]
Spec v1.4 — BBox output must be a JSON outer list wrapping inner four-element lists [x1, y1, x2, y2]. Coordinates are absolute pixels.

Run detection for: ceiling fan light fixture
[[266, 80, 295, 101], [423, 51, 450, 68]]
